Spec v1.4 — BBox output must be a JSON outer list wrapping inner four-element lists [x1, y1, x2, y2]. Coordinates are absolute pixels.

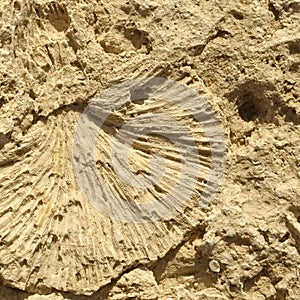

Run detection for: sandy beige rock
[[26, 294, 65, 300], [0, 0, 299, 299], [107, 267, 159, 300]]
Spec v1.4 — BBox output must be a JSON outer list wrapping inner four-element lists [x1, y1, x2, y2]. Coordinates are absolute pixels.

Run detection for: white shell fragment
[[209, 260, 221, 273]]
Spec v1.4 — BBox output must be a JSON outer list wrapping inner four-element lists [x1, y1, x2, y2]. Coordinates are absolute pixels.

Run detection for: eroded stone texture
[[0, 0, 299, 299]]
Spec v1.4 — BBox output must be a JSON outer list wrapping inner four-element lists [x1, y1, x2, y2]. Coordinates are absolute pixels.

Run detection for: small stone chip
[[209, 260, 221, 273]]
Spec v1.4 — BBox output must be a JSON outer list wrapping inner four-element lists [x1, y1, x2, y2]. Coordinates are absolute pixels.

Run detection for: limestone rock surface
[[0, 0, 299, 299]]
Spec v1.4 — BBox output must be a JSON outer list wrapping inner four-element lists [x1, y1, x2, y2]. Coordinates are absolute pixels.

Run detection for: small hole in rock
[[288, 41, 300, 54], [231, 10, 244, 20], [237, 92, 263, 122], [227, 81, 276, 123], [14, 1, 21, 11], [279, 232, 290, 242]]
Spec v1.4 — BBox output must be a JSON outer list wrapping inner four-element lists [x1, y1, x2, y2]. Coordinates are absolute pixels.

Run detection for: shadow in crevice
[[149, 223, 218, 289], [226, 79, 300, 125], [0, 282, 28, 300]]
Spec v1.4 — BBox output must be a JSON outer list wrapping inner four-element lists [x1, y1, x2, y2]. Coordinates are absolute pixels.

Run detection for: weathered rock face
[[0, 0, 299, 299]]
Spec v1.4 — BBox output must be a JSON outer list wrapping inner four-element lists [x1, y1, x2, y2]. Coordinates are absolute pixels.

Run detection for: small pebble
[[209, 260, 221, 273], [252, 293, 265, 300], [241, 263, 251, 270]]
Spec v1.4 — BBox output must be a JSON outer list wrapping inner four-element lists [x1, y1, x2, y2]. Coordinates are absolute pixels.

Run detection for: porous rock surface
[[0, 0, 299, 299]]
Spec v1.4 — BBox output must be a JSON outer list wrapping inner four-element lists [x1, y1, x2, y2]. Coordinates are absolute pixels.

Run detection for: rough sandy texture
[[0, 0, 299, 299]]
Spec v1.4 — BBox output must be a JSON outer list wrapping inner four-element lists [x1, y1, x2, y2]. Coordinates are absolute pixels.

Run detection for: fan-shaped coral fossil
[[0, 78, 225, 295]]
